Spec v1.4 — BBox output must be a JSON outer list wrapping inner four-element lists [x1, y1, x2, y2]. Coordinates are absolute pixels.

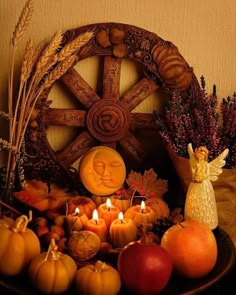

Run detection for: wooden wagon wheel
[[23, 22, 201, 189]]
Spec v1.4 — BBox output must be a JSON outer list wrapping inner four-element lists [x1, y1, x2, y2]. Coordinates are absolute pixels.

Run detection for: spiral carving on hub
[[86, 100, 130, 142]]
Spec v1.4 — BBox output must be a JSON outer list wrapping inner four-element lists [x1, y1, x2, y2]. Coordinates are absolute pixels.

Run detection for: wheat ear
[[12, 0, 34, 47], [56, 31, 94, 61], [35, 30, 63, 72]]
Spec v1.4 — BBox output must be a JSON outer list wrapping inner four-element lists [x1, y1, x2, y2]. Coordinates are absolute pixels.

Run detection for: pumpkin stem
[[45, 238, 59, 261], [12, 210, 32, 232], [94, 260, 106, 272]]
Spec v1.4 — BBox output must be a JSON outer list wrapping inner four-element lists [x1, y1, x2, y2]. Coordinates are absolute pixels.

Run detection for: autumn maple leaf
[[126, 168, 168, 199]]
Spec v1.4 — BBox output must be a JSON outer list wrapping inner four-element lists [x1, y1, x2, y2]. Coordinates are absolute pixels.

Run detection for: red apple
[[117, 235, 173, 295]]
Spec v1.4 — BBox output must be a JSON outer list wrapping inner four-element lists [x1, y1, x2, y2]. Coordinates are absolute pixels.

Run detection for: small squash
[[75, 260, 121, 295], [0, 211, 41, 276], [28, 238, 77, 294], [67, 230, 101, 261]]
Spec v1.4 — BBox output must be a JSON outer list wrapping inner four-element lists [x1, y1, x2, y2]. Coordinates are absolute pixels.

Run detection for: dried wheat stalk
[[12, 0, 34, 47], [6, 0, 34, 193], [3, 0, 94, 200]]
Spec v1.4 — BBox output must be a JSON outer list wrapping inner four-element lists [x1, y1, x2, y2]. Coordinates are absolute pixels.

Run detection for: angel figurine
[[184, 143, 229, 230]]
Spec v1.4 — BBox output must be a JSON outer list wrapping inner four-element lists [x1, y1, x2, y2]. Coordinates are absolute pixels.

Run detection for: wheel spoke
[[60, 68, 101, 108], [119, 131, 147, 163], [120, 77, 159, 111], [56, 131, 98, 167], [130, 113, 156, 130], [44, 108, 86, 127], [102, 56, 122, 100]]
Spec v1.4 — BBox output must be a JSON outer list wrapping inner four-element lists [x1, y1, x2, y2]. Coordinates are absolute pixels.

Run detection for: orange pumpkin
[[0, 211, 41, 276], [67, 196, 96, 218], [75, 260, 121, 295], [145, 198, 170, 218], [28, 238, 77, 294]]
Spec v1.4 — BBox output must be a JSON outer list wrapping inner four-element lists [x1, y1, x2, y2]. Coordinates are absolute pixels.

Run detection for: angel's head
[[194, 146, 209, 161]]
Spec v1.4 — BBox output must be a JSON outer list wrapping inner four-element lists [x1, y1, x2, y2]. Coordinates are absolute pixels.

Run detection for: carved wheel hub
[[86, 99, 130, 142]]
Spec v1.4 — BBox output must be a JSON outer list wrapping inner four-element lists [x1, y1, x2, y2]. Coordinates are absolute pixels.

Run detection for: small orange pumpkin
[[28, 238, 77, 294], [0, 211, 41, 276], [75, 260, 121, 295], [145, 198, 170, 218], [67, 196, 96, 218]]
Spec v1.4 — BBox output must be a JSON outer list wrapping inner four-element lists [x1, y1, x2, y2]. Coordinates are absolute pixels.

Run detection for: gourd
[[75, 260, 121, 295], [67, 230, 101, 261], [151, 43, 193, 91], [0, 211, 41, 276], [28, 238, 77, 294]]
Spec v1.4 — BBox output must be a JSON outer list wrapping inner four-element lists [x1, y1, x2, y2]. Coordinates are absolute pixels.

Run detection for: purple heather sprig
[[155, 76, 236, 168], [218, 93, 236, 168]]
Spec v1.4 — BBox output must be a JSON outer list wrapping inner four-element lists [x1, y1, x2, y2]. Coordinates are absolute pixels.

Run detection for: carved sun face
[[79, 146, 126, 196]]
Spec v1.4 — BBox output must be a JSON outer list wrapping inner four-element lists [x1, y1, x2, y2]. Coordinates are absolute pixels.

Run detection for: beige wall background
[[0, 0, 236, 166]]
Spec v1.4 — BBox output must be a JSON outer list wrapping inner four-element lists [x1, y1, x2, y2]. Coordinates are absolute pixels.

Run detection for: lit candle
[[124, 200, 157, 225], [97, 198, 120, 228], [109, 212, 138, 248], [66, 207, 88, 234], [85, 209, 108, 242]]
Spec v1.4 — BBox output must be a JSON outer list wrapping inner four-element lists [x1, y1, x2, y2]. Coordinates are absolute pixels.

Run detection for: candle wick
[[141, 209, 144, 213], [108, 207, 111, 212], [94, 219, 98, 225]]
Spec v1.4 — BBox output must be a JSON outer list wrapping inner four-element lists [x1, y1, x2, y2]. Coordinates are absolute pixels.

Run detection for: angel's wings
[[209, 148, 229, 181], [187, 143, 229, 182], [187, 143, 196, 177]]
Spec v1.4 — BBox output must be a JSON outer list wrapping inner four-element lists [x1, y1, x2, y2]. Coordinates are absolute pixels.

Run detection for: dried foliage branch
[[155, 76, 236, 168], [1, 0, 94, 200]]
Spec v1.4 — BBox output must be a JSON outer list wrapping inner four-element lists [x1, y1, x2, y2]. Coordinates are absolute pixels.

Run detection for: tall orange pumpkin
[[0, 211, 41, 276]]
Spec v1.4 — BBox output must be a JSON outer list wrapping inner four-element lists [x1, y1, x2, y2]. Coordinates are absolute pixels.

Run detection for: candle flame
[[118, 211, 124, 221], [141, 200, 146, 212], [75, 207, 80, 215], [106, 198, 112, 209], [92, 209, 99, 221]]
